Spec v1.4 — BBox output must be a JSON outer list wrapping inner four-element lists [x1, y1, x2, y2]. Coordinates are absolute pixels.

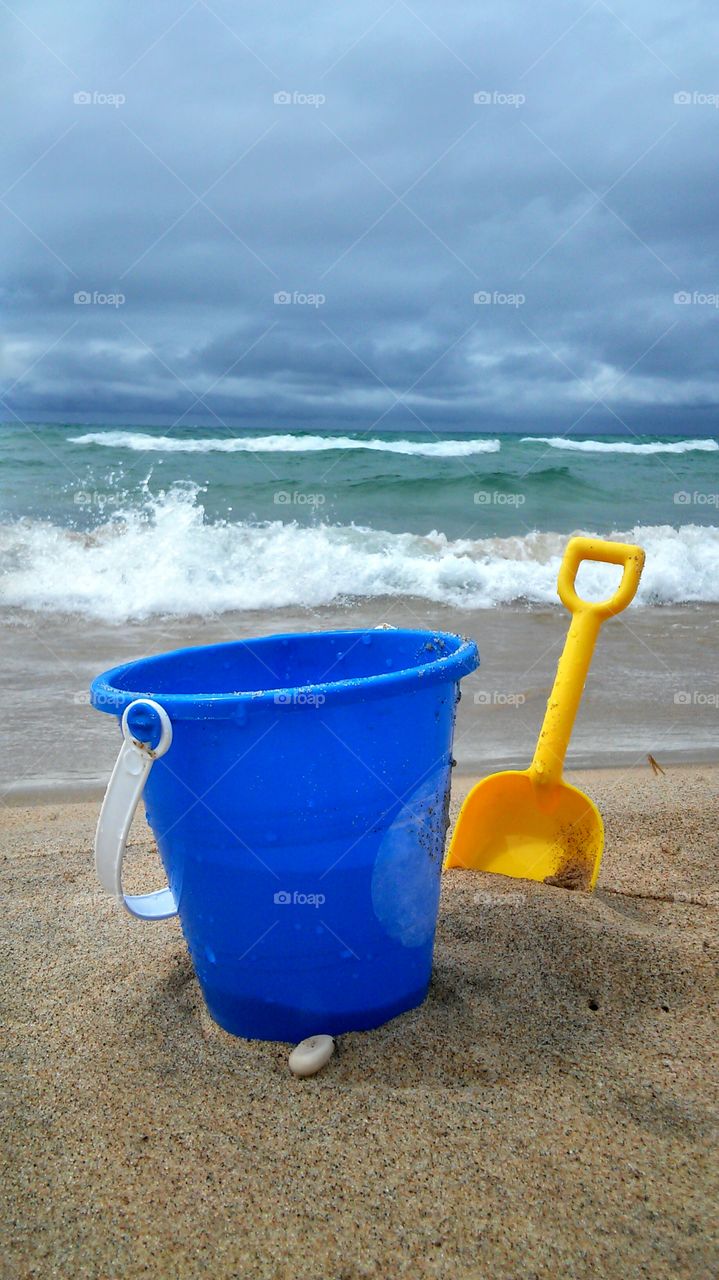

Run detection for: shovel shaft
[[529, 609, 601, 786], [529, 537, 645, 788]]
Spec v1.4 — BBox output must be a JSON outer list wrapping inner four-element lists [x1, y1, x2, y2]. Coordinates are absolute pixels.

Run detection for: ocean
[[1, 423, 718, 794]]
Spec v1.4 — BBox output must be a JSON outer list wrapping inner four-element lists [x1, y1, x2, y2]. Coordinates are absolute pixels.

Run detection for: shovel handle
[[531, 538, 645, 786], [557, 537, 645, 620]]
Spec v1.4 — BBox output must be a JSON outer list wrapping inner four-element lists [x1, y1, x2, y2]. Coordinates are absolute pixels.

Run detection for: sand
[[2, 764, 718, 1279]]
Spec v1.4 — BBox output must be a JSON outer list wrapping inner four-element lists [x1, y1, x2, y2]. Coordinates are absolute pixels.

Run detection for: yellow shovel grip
[[531, 537, 645, 786], [557, 537, 645, 620]]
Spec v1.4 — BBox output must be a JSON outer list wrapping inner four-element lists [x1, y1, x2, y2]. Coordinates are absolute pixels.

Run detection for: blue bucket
[[91, 628, 479, 1041]]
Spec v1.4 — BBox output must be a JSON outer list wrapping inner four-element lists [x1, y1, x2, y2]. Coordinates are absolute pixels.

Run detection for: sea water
[[1, 424, 717, 791]]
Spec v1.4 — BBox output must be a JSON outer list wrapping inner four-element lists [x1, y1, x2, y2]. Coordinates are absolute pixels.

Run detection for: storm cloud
[[2, 0, 719, 434]]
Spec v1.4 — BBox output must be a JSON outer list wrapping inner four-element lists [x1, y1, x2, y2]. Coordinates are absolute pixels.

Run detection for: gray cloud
[[2, 0, 719, 434]]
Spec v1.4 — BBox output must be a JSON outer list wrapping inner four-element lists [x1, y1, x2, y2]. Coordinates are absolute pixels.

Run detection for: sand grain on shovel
[[543, 826, 595, 891]]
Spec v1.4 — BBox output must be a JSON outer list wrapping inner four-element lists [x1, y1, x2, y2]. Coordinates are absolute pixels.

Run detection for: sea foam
[[70, 431, 502, 458], [1, 485, 717, 621], [521, 437, 718, 455]]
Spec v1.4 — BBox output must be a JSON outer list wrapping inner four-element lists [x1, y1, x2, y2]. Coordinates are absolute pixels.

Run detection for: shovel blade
[[445, 770, 604, 890]]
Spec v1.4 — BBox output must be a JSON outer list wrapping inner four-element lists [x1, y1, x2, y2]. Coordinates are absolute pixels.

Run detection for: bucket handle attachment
[[94, 698, 178, 921]]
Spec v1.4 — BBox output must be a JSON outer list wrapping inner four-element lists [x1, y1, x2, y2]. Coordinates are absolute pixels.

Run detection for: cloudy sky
[[2, 0, 718, 434]]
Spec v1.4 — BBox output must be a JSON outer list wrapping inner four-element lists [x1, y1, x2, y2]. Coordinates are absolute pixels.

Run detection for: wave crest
[[1, 485, 717, 621], [70, 431, 502, 458], [521, 436, 718, 455]]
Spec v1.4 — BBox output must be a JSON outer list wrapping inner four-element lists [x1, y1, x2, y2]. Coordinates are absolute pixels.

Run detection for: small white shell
[[288, 1034, 335, 1077]]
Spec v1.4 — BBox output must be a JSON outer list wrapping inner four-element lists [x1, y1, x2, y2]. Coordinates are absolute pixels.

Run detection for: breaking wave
[[70, 431, 502, 458], [522, 436, 718, 455], [1, 484, 717, 622]]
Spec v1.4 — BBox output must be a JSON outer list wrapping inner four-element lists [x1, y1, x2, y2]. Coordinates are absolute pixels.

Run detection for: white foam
[[69, 431, 501, 458], [1, 485, 717, 621], [521, 436, 718, 455]]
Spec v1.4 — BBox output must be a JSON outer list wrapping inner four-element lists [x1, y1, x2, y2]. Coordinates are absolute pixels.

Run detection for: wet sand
[[3, 600, 719, 799], [2, 765, 718, 1278]]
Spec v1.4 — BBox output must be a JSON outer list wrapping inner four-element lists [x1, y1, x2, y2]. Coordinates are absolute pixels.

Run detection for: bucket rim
[[90, 627, 479, 719]]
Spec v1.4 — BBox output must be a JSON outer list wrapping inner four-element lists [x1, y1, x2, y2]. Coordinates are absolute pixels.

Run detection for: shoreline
[[4, 755, 719, 807], [2, 600, 718, 796]]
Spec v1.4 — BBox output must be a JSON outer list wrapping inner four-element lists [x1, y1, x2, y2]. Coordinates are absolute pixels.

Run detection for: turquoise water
[[3, 423, 719, 532], [1, 423, 718, 618], [1, 422, 717, 788]]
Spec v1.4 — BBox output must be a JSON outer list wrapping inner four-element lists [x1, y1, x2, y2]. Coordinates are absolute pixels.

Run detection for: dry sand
[[2, 765, 718, 1279]]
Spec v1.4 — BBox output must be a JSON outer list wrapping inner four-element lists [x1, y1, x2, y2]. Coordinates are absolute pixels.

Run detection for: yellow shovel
[[445, 536, 645, 890]]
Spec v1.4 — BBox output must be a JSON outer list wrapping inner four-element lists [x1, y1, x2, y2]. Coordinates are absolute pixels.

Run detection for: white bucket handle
[[94, 698, 178, 921]]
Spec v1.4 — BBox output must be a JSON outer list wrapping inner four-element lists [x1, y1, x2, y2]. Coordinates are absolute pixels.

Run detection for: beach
[[5, 0, 719, 1265], [3, 765, 717, 1279], [2, 427, 718, 1274]]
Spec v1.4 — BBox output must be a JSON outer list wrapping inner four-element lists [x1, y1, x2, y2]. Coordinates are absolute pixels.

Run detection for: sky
[[1, 0, 718, 435]]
